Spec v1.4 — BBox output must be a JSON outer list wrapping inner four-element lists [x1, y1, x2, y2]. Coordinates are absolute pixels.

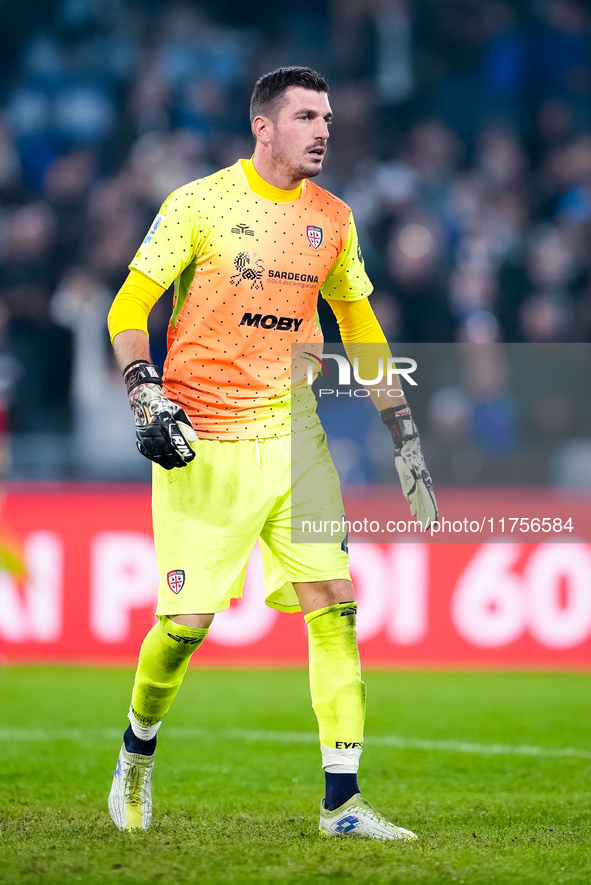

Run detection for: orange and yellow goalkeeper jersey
[[129, 159, 372, 439]]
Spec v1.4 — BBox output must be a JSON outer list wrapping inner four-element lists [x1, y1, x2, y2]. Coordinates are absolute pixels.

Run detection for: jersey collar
[[240, 158, 304, 202]]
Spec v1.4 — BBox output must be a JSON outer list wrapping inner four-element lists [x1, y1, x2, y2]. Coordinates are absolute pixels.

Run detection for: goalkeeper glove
[[381, 405, 438, 529], [123, 360, 197, 470]]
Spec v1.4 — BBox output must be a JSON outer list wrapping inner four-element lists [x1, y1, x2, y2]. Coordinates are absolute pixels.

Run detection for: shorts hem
[[265, 569, 351, 614], [283, 570, 351, 585], [265, 601, 302, 613], [155, 601, 233, 617]]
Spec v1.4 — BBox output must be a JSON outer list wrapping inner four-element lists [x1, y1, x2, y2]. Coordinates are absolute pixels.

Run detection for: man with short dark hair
[[107, 66, 437, 839], [249, 66, 329, 122]]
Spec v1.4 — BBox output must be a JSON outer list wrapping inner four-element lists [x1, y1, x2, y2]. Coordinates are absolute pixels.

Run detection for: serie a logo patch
[[143, 213, 164, 244], [306, 225, 323, 249], [167, 569, 185, 594]]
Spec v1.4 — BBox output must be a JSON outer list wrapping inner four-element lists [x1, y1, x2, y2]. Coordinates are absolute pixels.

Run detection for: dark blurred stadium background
[[1, 0, 591, 666], [1, 0, 590, 485]]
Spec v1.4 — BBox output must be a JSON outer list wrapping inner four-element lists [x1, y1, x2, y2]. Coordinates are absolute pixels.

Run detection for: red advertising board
[[1, 484, 591, 668]]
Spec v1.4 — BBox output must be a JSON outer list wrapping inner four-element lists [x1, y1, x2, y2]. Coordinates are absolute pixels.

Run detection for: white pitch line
[[0, 726, 590, 761]]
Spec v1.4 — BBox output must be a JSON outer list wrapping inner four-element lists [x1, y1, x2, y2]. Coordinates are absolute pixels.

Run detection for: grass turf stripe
[[1, 725, 590, 760]]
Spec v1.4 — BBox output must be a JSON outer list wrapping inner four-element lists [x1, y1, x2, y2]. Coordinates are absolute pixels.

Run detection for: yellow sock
[[130, 616, 208, 727], [305, 602, 366, 751]]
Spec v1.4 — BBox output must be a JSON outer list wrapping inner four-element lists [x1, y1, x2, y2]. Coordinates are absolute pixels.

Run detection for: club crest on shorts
[[307, 225, 323, 249], [167, 569, 185, 594]]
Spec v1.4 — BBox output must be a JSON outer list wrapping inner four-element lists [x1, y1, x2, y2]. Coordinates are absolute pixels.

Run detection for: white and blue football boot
[[319, 793, 418, 841], [108, 745, 154, 831]]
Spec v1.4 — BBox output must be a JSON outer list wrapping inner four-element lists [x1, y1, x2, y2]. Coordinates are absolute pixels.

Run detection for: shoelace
[[353, 800, 389, 827], [125, 763, 150, 804]]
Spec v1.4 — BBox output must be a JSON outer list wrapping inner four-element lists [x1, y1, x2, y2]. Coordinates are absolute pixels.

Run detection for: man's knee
[[167, 612, 215, 629], [293, 579, 354, 615]]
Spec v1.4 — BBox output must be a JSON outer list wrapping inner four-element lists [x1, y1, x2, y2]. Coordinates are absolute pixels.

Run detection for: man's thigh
[[152, 438, 276, 616], [261, 426, 350, 588]]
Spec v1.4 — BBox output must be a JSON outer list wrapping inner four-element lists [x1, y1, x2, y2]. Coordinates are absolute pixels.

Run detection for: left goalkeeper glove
[[381, 405, 438, 530]]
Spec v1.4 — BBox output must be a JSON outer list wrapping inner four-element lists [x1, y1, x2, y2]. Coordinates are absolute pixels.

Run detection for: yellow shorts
[[152, 425, 350, 615]]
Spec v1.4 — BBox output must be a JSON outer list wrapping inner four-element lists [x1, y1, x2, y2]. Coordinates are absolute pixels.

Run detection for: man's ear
[[252, 114, 273, 145]]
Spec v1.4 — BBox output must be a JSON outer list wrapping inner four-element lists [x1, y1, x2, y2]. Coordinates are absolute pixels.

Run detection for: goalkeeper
[[107, 65, 437, 840]]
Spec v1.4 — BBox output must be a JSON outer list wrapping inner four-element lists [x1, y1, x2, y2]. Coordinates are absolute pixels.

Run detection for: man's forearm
[[325, 298, 407, 410], [340, 339, 407, 411], [112, 329, 151, 373]]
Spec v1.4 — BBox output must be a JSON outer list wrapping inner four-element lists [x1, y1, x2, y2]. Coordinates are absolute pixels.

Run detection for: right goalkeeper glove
[[123, 360, 197, 470]]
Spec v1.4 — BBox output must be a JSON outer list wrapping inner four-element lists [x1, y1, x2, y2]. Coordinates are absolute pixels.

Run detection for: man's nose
[[317, 119, 329, 139]]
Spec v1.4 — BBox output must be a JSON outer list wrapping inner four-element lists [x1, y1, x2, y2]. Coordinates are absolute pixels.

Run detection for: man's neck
[[251, 148, 304, 191], [242, 158, 303, 202]]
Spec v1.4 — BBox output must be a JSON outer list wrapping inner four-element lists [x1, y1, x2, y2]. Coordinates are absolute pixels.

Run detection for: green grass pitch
[[1, 667, 590, 885]]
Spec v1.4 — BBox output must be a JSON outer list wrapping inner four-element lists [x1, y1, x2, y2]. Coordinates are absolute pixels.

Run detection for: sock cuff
[[157, 615, 209, 648], [321, 744, 363, 771], [304, 601, 357, 626], [129, 706, 162, 739]]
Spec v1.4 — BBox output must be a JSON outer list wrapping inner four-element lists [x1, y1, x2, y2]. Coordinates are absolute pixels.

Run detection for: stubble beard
[[271, 141, 323, 183]]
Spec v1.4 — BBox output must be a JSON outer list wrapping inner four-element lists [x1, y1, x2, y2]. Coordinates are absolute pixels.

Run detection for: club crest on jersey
[[167, 569, 185, 594], [307, 225, 323, 249]]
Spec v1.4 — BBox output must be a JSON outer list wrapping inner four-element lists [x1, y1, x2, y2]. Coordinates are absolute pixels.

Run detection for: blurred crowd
[[0, 0, 590, 482]]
